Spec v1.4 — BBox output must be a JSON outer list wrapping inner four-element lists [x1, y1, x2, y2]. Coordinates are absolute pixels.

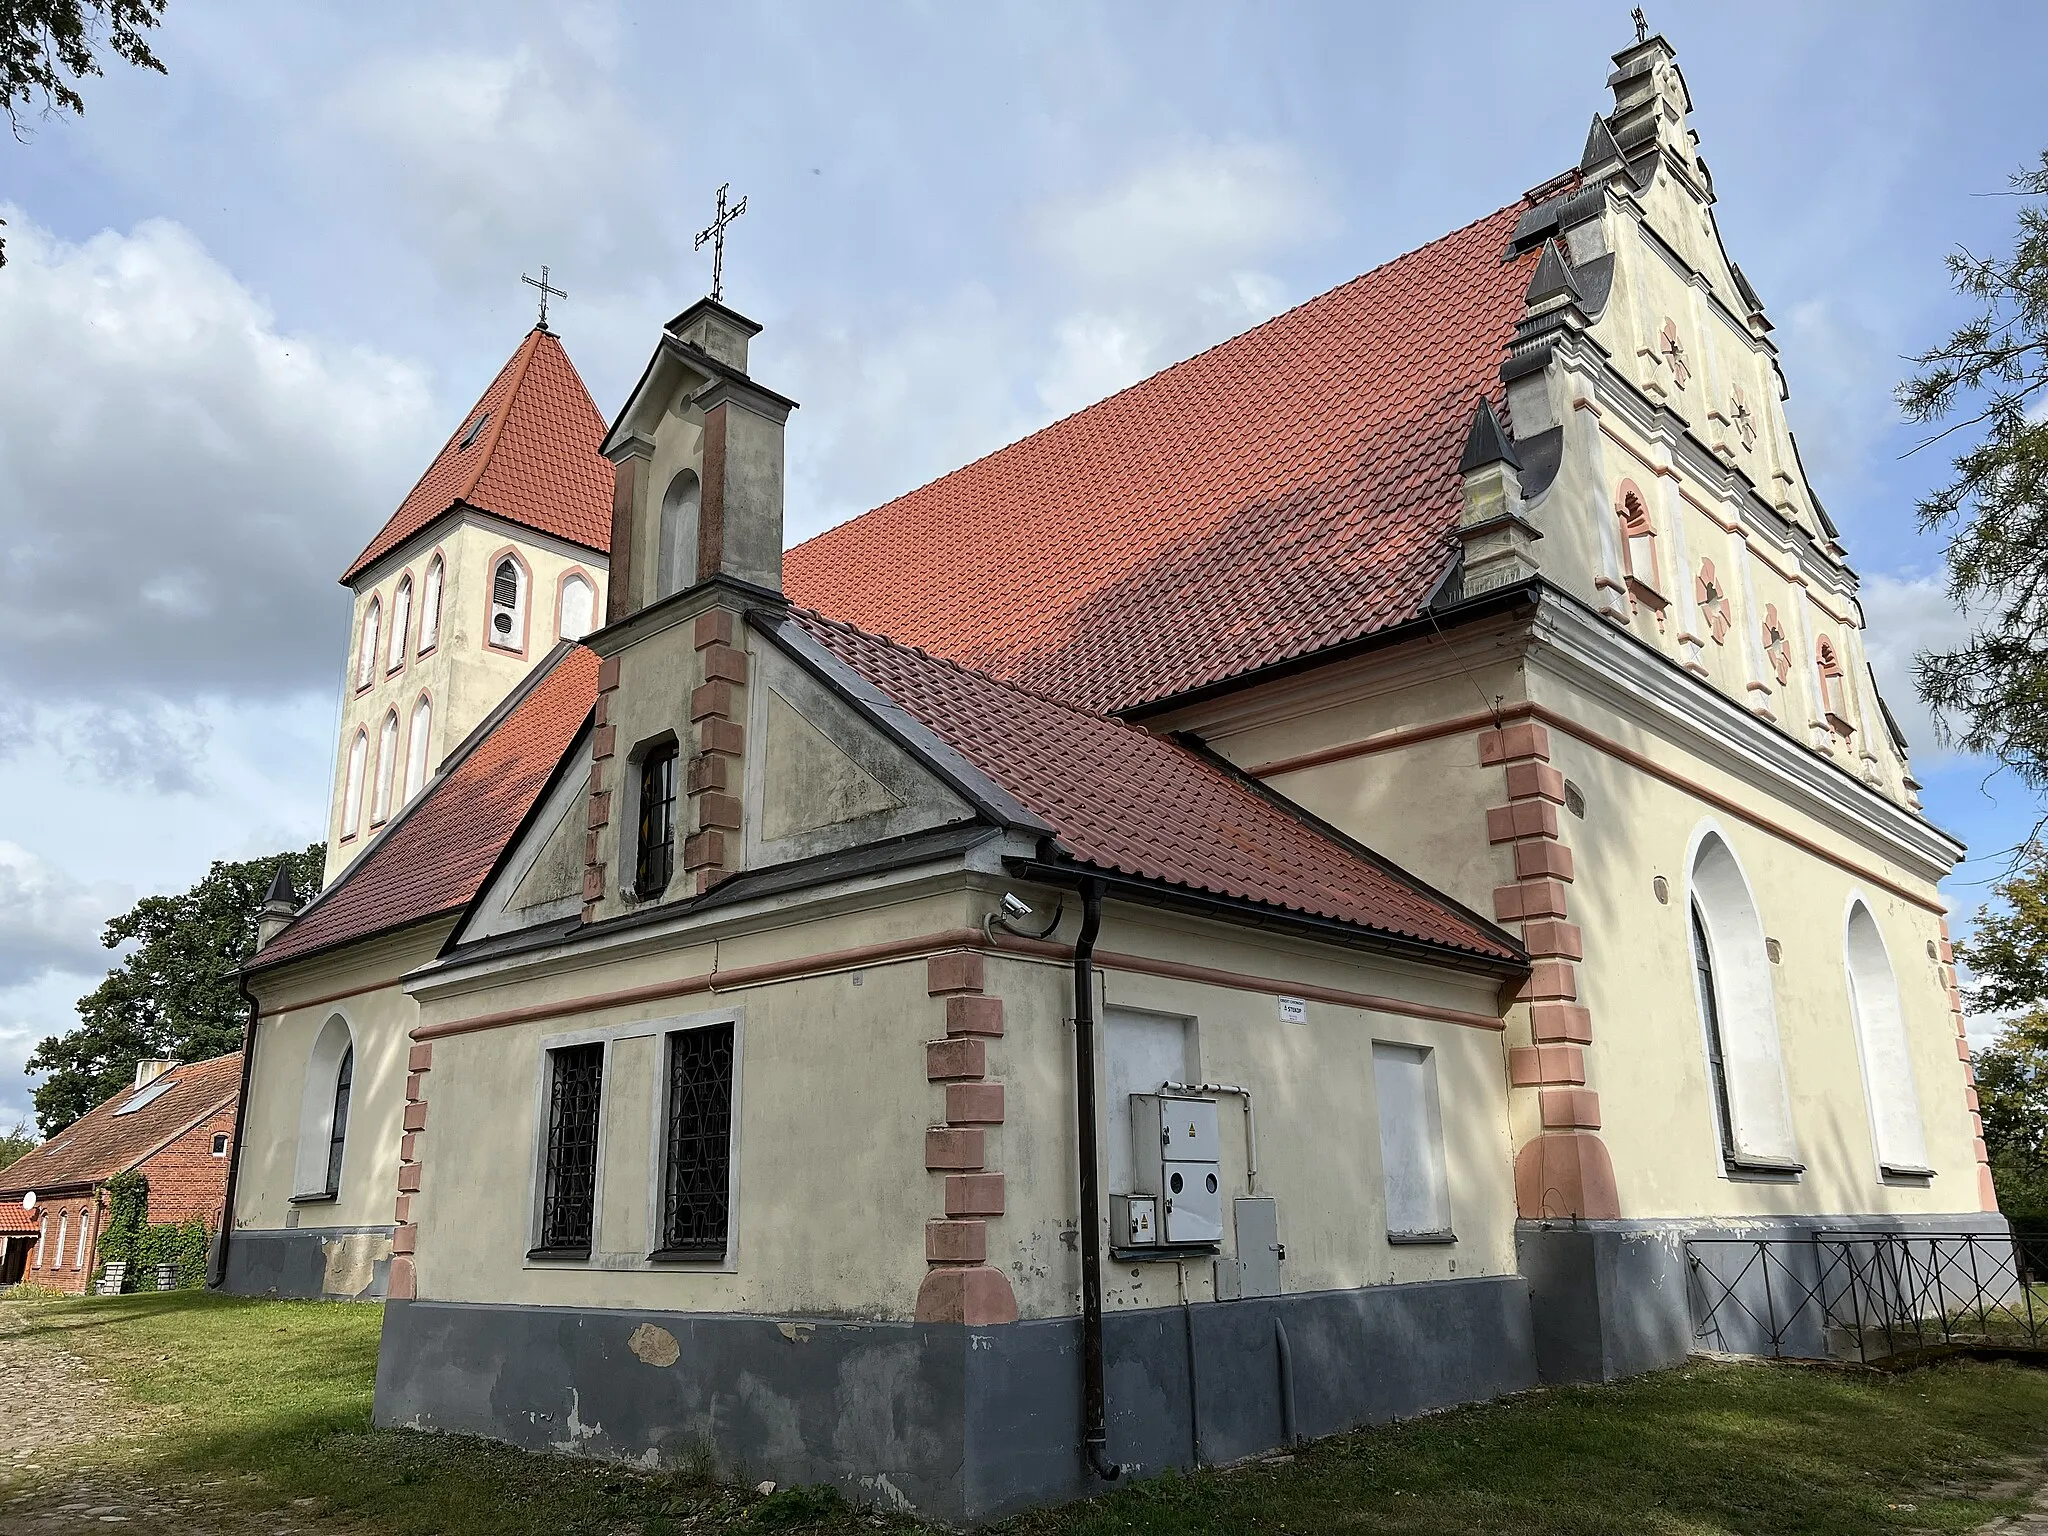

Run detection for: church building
[[220, 29, 1994, 1524]]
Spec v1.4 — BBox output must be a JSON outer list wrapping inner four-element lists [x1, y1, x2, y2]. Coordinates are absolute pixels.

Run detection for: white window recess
[[355, 599, 381, 689], [1845, 903, 1931, 1178], [292, 1015, 356, 1201], [559, 573, 596, 642], [1689, 832, 1802, 1172], [404, 695, 432, 802], [372, 712, 399, 824], [387, 576, 412, 673], [340, 731, 368, 838], [418, 557, 444, 654], [1373, 1041, 1453, 1241]]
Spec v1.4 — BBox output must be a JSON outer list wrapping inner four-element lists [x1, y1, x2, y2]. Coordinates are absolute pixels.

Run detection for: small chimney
[[255, 861, 298, 950], [134, 1059, 180, 1090]]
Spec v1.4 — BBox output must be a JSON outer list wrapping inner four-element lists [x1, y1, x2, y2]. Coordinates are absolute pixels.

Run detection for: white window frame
[[558, 572, 596, 643], [73, 1207, 88, 1269], [291, 1013, 356, 1202], [1372, 1040, 1454, 1242], [355, 597, 381, 690], [417, 554, 444, 656], [1685, 822, 1802, 1176], [372, 711, 399, 825], [1843, 896, 1932, 1180], [404, 693, 433, 803], [387, 574, 413, 674], [341, 729, 368, 839], [523, 1009, 746, 1274]]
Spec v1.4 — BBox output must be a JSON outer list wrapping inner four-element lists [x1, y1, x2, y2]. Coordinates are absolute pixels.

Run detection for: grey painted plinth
[[374, 1273, 1535, 1525], [1518, 1210, 2013, 1383], [218, 1225, 394, 1300]]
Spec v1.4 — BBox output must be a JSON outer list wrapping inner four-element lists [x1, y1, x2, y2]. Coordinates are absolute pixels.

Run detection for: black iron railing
[[1685, 1229, 2047, 1363]]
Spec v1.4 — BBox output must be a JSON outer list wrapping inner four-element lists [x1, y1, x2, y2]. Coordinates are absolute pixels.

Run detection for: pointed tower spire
[[1579, 112, 1626, 175], [1458, 397, 1521, 475], [256, 861, 299, 950]]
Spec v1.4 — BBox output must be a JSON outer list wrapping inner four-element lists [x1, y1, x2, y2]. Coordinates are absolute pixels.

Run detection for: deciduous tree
[[25, 844, 323, 1135], [1898, 153, 2048, 796]]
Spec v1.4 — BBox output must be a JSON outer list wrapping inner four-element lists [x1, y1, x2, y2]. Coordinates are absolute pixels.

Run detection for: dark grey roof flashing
[[1458, 398, 1521, 474], [1513, 426, 1566, 499], [1525, 240, 1582, 307], [1580, 113, 1627, 173]]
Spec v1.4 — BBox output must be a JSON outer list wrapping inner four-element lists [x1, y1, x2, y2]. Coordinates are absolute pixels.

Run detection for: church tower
[[323, 324, 613, 887]]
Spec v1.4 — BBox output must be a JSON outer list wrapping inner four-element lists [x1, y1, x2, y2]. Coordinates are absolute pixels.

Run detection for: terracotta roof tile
[[251, 646, 600, 970], [342, 329, 613, 585], [785, 199, 1540, 713], [796, 612, 1517, 964], [0, 1203, 39, 1234], [0, 1053, 243, 1195]]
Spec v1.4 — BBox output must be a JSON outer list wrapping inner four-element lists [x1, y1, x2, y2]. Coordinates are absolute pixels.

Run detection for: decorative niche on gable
[[740, 641, 972, 869]]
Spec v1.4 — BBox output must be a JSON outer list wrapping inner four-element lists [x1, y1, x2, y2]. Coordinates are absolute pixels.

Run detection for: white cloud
[[1034, 141, 1334, 290], [1859, 570, 1977, 768], [0, 210, 432, 737], [0, 843, 127, 992]]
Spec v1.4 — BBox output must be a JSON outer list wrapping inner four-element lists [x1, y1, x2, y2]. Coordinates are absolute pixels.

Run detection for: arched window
[[1845, 902, 1930, 1176], [658, 471, 701, 599], [355, 597, 381, 690], [418, 555, 444, 655], [387, 575, 413, 673], [55, 1212, 67, 1270], [488, 555, 527, 652], [341, 729, 368, 839], [558, 572, 596, 642], [372, 710, 398, 824], [1617, 484, 1661, 595], [294, 1015, 356, 1199], [1688, 830, 1800, 1171], [404, 693, 432, 802], [1816, 637, 1852, 733]]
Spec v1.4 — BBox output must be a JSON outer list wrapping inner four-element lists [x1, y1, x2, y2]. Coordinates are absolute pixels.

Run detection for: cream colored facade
[[228, 922, 453, 1297], [327, 514, 606, 886]]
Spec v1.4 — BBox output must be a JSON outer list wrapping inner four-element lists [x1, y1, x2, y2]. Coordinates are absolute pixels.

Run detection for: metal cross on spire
[[522, 265, 567, 331], [695, 182, 747, 302], [1632, 6, 1649, 42]]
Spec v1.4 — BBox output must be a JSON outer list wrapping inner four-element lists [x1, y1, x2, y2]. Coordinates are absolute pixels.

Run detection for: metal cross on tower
[[695, 182, 747, 303], [522, 265, 568, 330], [1632, 7, 1649, 42]]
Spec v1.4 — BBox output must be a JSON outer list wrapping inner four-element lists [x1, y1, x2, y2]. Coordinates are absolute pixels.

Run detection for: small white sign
[[1277, 996, 1308, 1025]]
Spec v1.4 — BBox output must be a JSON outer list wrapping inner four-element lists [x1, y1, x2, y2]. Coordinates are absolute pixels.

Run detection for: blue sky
[[0, 1, 2042, 1129]]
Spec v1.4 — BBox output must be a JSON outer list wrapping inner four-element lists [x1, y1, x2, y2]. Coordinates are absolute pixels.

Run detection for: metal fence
[[1685, 1229, 2046, 1364]]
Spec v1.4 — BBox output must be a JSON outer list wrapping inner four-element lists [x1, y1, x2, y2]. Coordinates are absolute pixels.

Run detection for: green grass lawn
[[16, 1290, 2048, 1534]]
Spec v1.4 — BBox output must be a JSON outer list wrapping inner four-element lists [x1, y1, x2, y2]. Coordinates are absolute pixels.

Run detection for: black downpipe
[[1074, 879, 1121, 1481], [209, 977, 261, 1290]]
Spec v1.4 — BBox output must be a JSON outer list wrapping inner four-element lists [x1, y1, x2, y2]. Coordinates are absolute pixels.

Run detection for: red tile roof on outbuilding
[[795, 612, 1518, 965], [250, 645, 600, 970], [342, 328, 614, 585], [0, 1053, 243, 1196], [785, 199, 1540, 714]]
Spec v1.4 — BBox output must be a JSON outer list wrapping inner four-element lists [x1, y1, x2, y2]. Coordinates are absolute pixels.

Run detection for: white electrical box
[[1129, 1093, 1224, 1245], [1112, 1193, 1158, 1247]]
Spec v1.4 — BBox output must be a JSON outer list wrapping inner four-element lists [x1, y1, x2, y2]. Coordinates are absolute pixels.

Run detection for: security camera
[[1000, 893, 1033, 921]]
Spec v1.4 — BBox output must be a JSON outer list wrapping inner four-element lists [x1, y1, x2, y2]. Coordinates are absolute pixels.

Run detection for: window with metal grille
[[656, 1022, 734, 1260], [489, 557, 524, 650], [325, 1046, 353, 1194], [535, 1042, 604, 1256], [636, 743, 679, 897]]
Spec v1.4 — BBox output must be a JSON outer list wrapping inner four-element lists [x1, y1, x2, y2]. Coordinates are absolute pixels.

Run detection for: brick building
[[0, 1053, 242, 1292]]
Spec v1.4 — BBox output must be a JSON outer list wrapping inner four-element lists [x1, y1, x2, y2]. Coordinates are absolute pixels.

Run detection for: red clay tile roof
[[0, 1203, 39, 1234], [251, 645, 600, 970], [796, 612, 1517, 964], [785, 199, 1540, 714], [0, 1054, 243, 1195], [342, 328, 614, 585]]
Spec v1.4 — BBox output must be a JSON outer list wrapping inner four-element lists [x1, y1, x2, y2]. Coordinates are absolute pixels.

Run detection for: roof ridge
[[789, 193, 1538, 554], [454, 327, 544, 508]]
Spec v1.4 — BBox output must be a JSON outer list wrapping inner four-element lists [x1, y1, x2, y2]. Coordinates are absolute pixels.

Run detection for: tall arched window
[[658, 471, 701, 599], [1845, 902, 1930, 1176], [341, 729, 368, 839], [558, 572, 596, 642], [418, 555, 444, 655], [1688, 830, 1800, 1171], [372, 710, 398, 824], [387, 575, 413, 673], [294, 1015, 357, 1199], [404, 693, 432, 801], [1816, 637, 1852, 733], [55, 1212, 67, 1270], [355, 598, 381, 690], [488, 555, 527, 652]]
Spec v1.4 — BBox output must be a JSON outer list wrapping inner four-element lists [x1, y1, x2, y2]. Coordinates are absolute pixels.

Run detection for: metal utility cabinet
[[1129, 1093, 1224, 1245]]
